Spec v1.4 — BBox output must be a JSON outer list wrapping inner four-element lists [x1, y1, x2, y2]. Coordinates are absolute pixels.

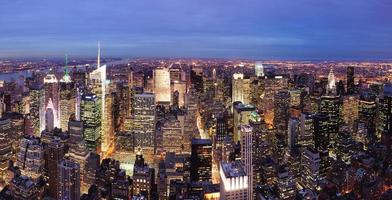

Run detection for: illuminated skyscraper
[[131, 93, 156, 151], [60, 54, 76, 131], [58, 159, 80, 200], [44, 69, 60, 130], [342, 95, 359, 131], [89, 41, 109, 153], [162, 118, 183, 154], [219, 161, 248, 200], [81, 93, 102, 152], [380, 86, 392, 143], [240, 125, 253, 200], [190, 139, 212, 182], [346, 66, 355, 95], [326, 67, 336, 95], [47, 138, 65, 199], [319, 95, 341, 146], [299, 112, 315, 150], [233, 103, 255, 142], [29, 84, 45, 135], [232, 73, 251, 107], [300, 148, 321, 190], [255, 62, 264, 77], [276, 165, 296, 200], [16, 137, 45, 181], [0, 117, 12, 184], [288, 117, 300, 151], [154, 67, 171, 103], [172, 81, 186, 107], [313, 113, 330, 178]]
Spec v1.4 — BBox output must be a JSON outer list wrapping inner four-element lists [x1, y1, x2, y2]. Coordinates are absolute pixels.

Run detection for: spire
[[60, 53, 71, 82], [64, 53, 69, 76], [327, 67, 336, 95], [97, 40, 101, 68]]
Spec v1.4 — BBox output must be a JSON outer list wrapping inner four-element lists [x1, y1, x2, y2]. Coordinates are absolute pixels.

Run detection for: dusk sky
[[1, 0, 392, 59]]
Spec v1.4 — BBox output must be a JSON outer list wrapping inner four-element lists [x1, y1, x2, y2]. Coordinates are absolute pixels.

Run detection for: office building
[[346, 66, 355, 95], [191, 139, 212, 182], [233, 103, 255, 142], [219, 161, 248, 200], [47, 138, 65, 198], [81, 93, 102, 152], [58, 159, 81, 200], [154, 68, 171, 103], [131, 93, 156, 151], [0, 117, 12, 184]]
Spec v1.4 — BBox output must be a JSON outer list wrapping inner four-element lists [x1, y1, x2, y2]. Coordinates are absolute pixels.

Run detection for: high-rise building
[[81, 93, 102, 152], [381, 86, 392, 144], [346, 66, 355, 95], [232, 73, 251, 106], [274, 90, 290, 149], [172, 81, 186, 107], [255, 62, 264, 77], [58, 159, 81, 200], [9, 175, 41, 199], [219, 161, 248, 200], [29, 84, 45, 136], [162, 118, 183, 154], [47, 138, 65, 198], [131, 93, 156, 151], [313, 113, 330, 178], [68, 120, 84, 146], [132, 152, 155, 199], [44, 70, 60, 130], [154, 68, 171, 103], [288, 117, 300, 151], [299, 112, 315, 150], [0, 117, 12, 184], [276, 165, 296, 200], [301, 148, 321, 190], [233, 103, 255, 142], [240, 125, 253, 200], [190, 139, 212, 182], [319, 95, 341, 145], [89, 41, 109, 153], [342, 95, 359, 131], [59, 54, 76, 131], [16, 137, 45, 181], [326, 67, 336, 95]]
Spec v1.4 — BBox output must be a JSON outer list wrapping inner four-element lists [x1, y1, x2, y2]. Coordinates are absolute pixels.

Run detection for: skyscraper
[[233, 103, 255, 142], [240, 125, 253, 200], [313, 113, 330, 178], [58, 159, 81, 200], [154, 67, 171, 103], [326, 67, 336, 95], [44, 69, 60, 130], [47, 138, 65, 199], [0, 117, 12, 184], [59, 54, 76, 131], [346, 66, 355, 95], [131, 93, 156, 151], [232, 73, 251, 106], [81, 93, 102, 152], [89, 41, 109, 153], [301, 148, 321, 190], [219, 161, 249, 200], [255, 61, 264, 77], [16, 137, 45, 181], [190, 139, 212, 182], [29, 84, 45, 136]]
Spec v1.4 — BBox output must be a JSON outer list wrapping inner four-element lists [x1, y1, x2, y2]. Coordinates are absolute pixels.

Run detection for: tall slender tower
[[327, 67, 336, 95], [60, 54, 76, 131]]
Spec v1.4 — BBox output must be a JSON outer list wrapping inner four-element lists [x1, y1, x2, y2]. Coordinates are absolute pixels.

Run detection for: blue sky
[[0, 0, 392, 59]]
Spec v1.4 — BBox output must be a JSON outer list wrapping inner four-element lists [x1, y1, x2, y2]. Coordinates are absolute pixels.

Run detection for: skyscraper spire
[[327, 67, 336, 95], [61, 53, 71, 82], [97, 40, 101, 68]]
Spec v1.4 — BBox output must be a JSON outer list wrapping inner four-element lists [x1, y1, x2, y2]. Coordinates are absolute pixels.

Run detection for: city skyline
[[1, 0, 392, 59]]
